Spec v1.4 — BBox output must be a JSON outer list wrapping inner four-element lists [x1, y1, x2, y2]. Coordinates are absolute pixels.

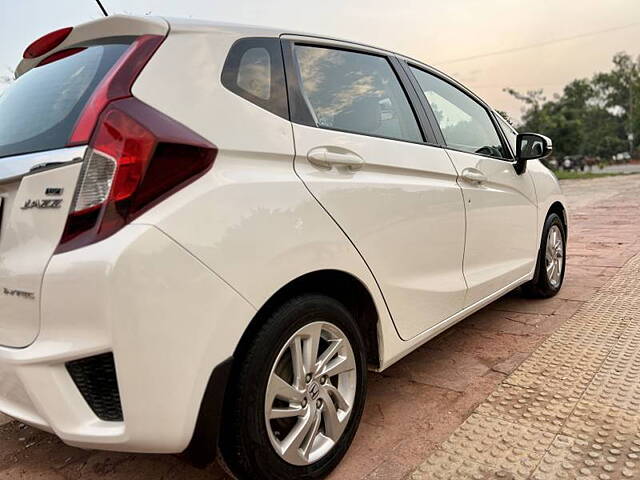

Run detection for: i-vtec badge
[[45, 187, 64, 196], [3, 288, 35, 300], [21, 199, 63, 210]]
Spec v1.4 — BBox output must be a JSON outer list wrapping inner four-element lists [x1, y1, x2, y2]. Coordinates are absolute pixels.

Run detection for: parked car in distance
[[0, 15, 567, 480]]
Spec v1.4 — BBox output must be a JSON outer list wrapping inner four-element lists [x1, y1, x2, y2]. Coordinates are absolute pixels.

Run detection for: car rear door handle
[[307, 148, 364, 170], [461, 168, 487, 184]]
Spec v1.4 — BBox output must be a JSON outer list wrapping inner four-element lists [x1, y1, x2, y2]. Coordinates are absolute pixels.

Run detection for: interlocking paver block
[[601, 276, 640, 298], [562, 400, 640, 445], [571, 291, 640, 327], [408, 247, 640, 480], [565, 295, 636, 331], [619, 255, 640, 277], [606, 322, 640, 357], [513, 338, 609, 374], [506, 366, 595, 399], [441, 414, 554, 477], [410, 449, 518, 479], [476, 384, 578, 433], [531, 434, 640, 479], [583, 369, 640, 410]]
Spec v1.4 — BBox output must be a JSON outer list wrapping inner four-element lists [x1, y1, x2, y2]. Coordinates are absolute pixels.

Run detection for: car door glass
[[410, 66, 507, 159], [294, 45, 423, 143], [495, 113, 517, 156]]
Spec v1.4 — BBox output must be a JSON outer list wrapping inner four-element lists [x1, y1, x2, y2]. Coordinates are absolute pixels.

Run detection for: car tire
[[220, 294, 367, 480], [522, 212, 566, 298]]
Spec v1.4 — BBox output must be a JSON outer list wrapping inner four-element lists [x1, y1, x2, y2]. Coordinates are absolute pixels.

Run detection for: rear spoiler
[[16, 15, 168, 77]]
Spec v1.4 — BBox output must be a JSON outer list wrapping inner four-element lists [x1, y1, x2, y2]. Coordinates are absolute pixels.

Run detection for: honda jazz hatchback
[[0, 15, 567, 480]]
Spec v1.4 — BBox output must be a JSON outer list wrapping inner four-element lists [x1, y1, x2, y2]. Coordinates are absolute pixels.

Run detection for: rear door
[[284, 39, 467, 340], [406, 64, 538, 305], [0, 36, 147, 347]]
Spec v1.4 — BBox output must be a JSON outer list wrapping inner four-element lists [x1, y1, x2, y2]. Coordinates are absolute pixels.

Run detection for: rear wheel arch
[[184, 270, 381, 466], [233, 270, 381, 371], [220, 291, 369, 478]]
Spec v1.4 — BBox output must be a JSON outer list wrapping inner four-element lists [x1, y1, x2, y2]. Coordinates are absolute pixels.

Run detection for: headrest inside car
[[333, 97, 382, 134]]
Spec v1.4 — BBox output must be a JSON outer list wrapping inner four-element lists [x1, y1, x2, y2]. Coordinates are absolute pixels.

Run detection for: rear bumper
[[0, 224, 255, 453]]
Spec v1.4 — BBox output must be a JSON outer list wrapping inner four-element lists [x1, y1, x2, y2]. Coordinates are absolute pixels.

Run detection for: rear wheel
[[220, 294, 367, 480], [522, 212, 566, 298]]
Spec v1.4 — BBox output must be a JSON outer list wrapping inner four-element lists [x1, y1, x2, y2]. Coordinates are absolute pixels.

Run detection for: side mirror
[[515, 133, 553, 174]]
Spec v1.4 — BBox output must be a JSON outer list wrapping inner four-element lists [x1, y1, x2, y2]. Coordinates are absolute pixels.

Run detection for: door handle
[[307, 148, 364, 170], [461, 168, 487, 184]]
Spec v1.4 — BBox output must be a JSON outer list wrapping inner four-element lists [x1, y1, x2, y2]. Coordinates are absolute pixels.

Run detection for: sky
[[1, 0, 639, 121]]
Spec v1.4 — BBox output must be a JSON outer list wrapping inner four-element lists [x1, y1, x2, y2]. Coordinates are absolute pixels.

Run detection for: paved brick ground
[[0, 175, 638, 479], [409, 250, 640, 479]]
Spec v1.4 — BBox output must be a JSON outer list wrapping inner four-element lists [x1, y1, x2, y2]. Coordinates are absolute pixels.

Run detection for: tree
[[495, 110, 515, 126], [592, 52, 640, 154], [506, 52, 639, 160]]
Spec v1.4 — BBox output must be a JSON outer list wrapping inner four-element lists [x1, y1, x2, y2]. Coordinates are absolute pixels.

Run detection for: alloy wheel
[[264, 321, 357, 466], [545, 224, 564, 287]]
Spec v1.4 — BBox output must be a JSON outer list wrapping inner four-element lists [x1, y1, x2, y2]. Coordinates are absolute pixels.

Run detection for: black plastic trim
[[66, 352, 123, 422], [397, 59, 446, 147], [487, 110, 515, 162], [280, 39, 316, 127], [492, 110, 519, 160], [443, 145, 515, 163], [183, 356, 234, 467], [389, 56, 438, 145], [0, 195, 5, 241]]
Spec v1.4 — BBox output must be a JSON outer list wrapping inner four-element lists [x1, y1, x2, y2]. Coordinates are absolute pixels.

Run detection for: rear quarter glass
[[0, 40, 131, 159]]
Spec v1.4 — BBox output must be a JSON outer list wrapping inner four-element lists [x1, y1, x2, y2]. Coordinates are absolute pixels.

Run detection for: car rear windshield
[[0, 41, 131, 159]]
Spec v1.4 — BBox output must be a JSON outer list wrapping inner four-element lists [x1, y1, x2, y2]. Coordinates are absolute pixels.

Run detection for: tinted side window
[[294, 45, 422, 143], [222, 38, 288, 118], [410, 67, 507, 159]]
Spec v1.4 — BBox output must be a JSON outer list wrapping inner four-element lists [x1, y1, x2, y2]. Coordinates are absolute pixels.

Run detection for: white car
[[0, 15, 567, 480]]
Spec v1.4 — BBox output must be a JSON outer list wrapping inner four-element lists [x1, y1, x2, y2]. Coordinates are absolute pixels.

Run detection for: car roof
[[162, 16, 492, 110], [14, 15, 492, 112], [163, 16, 392, 54]]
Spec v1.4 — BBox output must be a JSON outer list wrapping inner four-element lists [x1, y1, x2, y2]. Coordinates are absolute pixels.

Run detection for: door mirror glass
[[516, 133, 552, 161]]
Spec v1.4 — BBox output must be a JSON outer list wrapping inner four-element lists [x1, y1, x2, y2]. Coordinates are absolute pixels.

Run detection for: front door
[[285, 41, 468, 340], [408, 65, 538, 305]]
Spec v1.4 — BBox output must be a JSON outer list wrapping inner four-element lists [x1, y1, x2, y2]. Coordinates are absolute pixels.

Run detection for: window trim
[[280, 38, 440, 146], [399, 60, 446, 147], [493, 110, 518, 159], [401, 60, 515, 162]]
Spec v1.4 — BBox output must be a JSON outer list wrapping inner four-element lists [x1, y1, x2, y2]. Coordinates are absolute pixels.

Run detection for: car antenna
[[95, 0, 108, 16]]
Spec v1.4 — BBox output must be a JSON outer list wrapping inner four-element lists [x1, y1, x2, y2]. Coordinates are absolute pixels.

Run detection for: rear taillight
[[57, 98, 217, 254], [68, 34, 165, 145], [55, 34, 217, 254]]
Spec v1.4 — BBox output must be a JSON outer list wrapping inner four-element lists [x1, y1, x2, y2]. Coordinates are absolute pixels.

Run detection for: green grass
[[554, 170, 631, 180]]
